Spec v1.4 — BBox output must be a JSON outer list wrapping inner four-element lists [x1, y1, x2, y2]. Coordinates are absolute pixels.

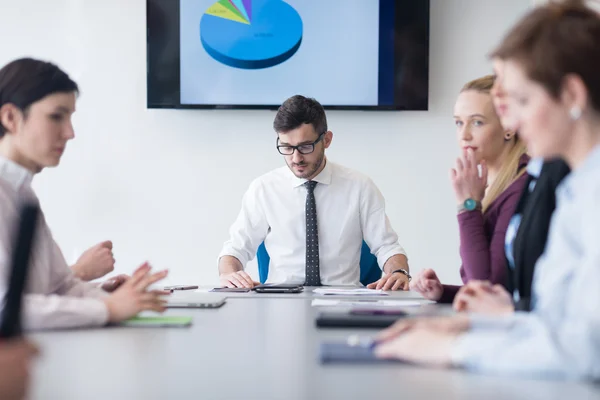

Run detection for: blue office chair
[[256, 241, 381, 286]]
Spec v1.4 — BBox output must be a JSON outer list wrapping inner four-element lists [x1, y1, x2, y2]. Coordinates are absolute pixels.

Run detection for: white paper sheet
[[311, 299, 422, 307], [312, 288, 389, 296]]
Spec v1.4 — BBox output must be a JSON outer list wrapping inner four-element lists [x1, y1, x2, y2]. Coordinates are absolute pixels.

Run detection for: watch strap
[[457, 200, 482, 213], [391, 269, 411, 281]]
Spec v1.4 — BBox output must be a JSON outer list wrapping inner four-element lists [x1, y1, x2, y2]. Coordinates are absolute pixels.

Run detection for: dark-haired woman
[[0, 58, 169, 330]]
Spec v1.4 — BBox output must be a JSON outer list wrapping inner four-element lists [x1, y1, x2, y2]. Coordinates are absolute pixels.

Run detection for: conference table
[[29, 288, 600, 400]]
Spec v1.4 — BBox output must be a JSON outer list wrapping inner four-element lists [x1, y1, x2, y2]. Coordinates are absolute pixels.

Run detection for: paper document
[[312, 288, 389, 296], [311, 299, 422, 307]]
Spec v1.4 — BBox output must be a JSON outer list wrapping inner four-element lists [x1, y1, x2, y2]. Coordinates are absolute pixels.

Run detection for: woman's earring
[[504, 133, 513, 141], [570, 106, 582, 121]]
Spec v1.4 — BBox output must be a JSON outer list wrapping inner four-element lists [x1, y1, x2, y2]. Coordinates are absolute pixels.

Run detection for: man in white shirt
[[218, 95, 410, 290]]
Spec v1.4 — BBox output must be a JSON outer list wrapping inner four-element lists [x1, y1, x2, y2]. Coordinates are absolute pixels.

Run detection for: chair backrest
[[256, 241, 381, 286]]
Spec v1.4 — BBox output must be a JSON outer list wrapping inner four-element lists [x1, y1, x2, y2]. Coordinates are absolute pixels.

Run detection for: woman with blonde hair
[[411, 74, 529, 303]]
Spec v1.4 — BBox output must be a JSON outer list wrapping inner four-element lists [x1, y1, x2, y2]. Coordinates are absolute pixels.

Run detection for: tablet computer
[[320, 339, 406, 364], [315, 310, 405, 329], [166, 293, 226, 309], [253, 284, 304, 293]]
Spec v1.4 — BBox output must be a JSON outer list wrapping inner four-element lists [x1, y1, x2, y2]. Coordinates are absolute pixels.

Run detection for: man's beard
[[288, 151, 324, 179]]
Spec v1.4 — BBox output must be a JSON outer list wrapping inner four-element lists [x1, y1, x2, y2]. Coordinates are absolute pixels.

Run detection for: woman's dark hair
[[0, 58, 79, 137], [490, 0, 600, 112], [273, 95, 328, 135]]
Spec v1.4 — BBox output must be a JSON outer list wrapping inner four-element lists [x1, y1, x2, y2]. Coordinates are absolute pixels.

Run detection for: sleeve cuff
[[217, 249, 248, 268], [377, 247, 408, 271], [439, 285, 461, 303], [451, 329, 503, 368], [468, 312, 522, 330], [86, 283, 109, 299], [450, 332, 471, 366], [87, 298, 110, 326], [451, 313, 524, 368]]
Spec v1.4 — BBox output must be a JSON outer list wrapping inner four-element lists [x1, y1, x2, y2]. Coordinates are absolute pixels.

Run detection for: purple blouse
[[439, 154, 530, 303]]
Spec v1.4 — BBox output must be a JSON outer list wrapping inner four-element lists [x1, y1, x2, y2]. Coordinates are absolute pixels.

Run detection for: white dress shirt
[[0, 156, 108, 331], [452, 145, 600, 380], [219, 160, 407, 285]]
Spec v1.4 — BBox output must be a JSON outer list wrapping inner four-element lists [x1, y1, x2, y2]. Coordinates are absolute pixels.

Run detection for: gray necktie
[[304, 181, 321, 286]]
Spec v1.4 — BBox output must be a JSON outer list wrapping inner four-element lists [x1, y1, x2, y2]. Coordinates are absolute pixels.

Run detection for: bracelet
[[391, 268, 412, 281]]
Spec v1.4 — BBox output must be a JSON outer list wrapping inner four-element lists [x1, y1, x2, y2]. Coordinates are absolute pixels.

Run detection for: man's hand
[[453, 280, 514, 315], [0, 339, 39, 400], [367, 272, 409, 291], [219, 271, 260, 288], [103, 262, 169, 323], [218, 256, 259, 288], [409, 269, 444, 301], [72, 241, 115, 281]]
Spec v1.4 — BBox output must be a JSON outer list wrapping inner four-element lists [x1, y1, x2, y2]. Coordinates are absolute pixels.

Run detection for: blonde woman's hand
[[450, 148, 487, 205], [409, 269, 444, 301], [453, 280, 514, 315]]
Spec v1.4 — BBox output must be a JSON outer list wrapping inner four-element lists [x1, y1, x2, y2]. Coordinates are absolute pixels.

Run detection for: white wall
[[0, 0, 532, 286]]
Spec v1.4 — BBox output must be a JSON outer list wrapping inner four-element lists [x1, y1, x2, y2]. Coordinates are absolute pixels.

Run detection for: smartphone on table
[[164, 285, 199, 292], [210, 287, 252, 293]]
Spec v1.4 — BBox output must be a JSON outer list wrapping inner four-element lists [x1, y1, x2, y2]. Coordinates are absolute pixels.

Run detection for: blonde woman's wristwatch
[[458, 198, 482, 213]]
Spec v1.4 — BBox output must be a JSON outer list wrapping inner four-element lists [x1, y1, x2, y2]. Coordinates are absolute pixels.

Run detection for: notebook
[[120, 315, 193, 327]]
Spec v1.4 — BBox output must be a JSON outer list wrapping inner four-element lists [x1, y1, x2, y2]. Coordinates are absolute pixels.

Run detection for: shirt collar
[[289, 158, 333, 188], [526, 157, 544, 179], [557, 143, 600, 199], [0, 156, 34, 191]]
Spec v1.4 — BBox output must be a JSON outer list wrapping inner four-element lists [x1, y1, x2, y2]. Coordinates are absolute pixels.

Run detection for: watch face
[[464, 198, 476, 211]]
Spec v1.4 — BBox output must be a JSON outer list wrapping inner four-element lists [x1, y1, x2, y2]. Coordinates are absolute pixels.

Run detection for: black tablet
[[253, 284, 304, 293], [315, 311, 405, 329]]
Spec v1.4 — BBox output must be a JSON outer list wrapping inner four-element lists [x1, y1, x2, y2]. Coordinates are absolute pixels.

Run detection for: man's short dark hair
[[273, 95, 328, 135], [0, 58, 79, 137]]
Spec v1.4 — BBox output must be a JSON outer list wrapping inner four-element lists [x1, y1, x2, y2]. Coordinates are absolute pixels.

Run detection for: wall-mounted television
[[147, 0, 430, 110]]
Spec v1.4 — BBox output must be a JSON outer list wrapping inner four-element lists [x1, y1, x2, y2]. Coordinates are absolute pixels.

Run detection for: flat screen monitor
[[147, 0, 430, 110]]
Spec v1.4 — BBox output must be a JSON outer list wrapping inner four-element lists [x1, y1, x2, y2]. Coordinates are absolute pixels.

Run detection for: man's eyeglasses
[[277, 132, 325, 155]]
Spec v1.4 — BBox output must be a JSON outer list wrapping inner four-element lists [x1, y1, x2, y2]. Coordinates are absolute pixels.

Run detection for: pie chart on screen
[[200, 0, 303, 69]]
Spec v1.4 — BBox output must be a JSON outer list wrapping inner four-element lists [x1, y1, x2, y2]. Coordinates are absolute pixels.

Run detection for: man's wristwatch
[[457, 198, 482, 213], [391, 269, 411, 281]]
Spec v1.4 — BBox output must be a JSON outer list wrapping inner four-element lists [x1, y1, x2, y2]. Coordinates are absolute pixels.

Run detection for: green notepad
[[121, 316, 193, 327]]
